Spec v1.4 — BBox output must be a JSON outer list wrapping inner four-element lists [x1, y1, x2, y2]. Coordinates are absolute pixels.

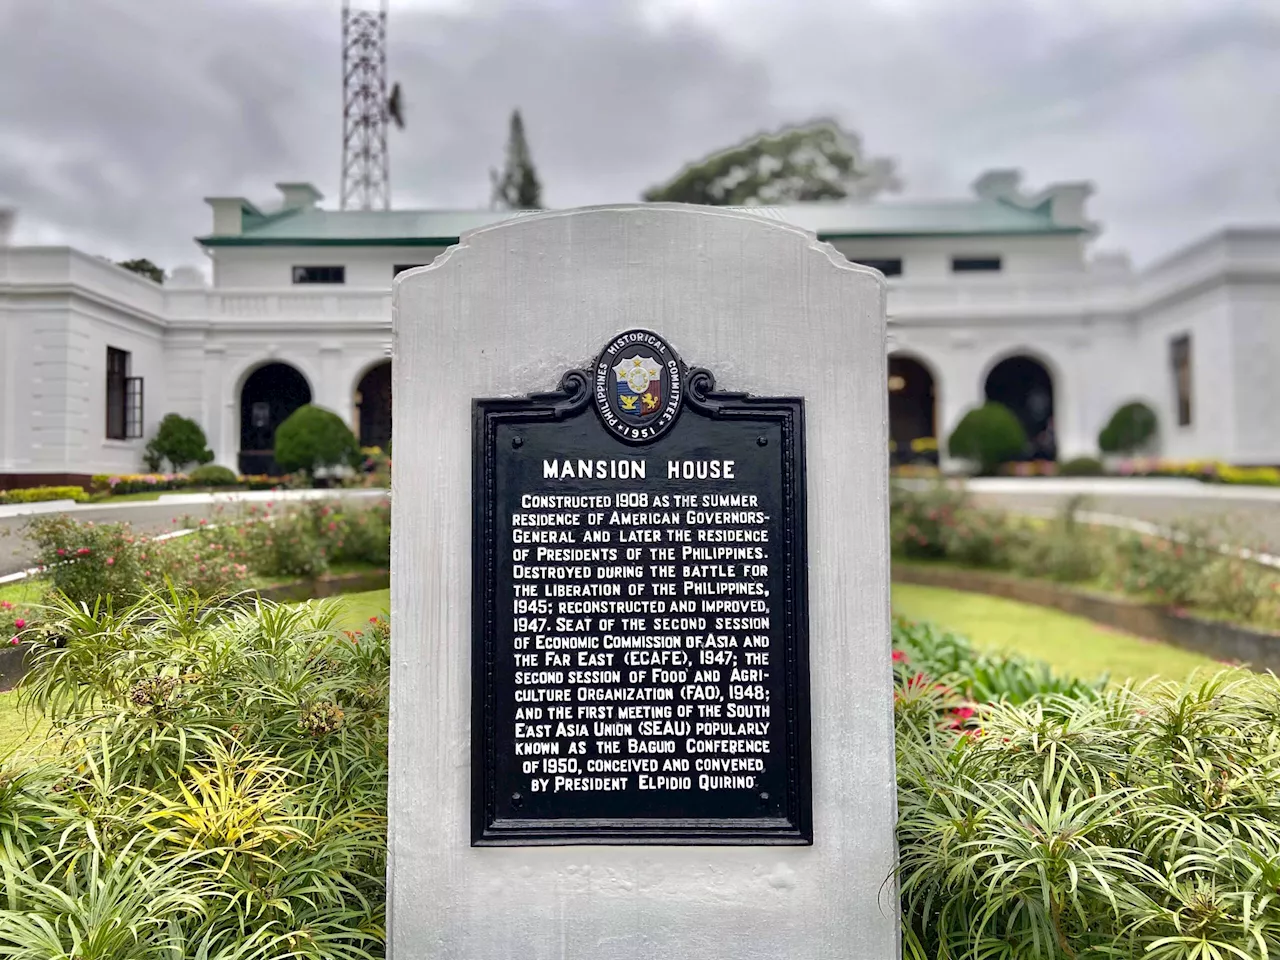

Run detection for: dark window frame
[[106, 347, 129, 440], [952, 256, 1003, 273], [393, 264, 428, 278], [1171, 334, 1193, 427], [854, 258, 903, 277], [291, 265, 346, 284], [125, 377, 144, 439]]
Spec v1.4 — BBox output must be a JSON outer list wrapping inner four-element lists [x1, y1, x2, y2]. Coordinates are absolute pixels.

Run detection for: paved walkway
[[0, 488, 387, 577], [958, 477, 1280, 552]]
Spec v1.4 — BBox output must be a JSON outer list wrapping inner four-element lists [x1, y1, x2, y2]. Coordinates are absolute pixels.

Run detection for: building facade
[[1, 172, 1278, 486]]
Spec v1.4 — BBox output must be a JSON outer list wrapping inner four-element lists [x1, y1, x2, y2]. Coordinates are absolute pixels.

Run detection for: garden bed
[[0, 567, 389, 692], [894, 560, 1280, 672]]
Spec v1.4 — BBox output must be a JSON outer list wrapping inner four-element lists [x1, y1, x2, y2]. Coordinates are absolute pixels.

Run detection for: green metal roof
[[197, 198, 1079, 247]]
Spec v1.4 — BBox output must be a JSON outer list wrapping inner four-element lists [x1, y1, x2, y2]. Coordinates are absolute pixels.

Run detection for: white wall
[[0, 249, 167, 477], [830, 233, 1086, 280], [210, 244, 449, 288], [2, 224, 1277, 481]]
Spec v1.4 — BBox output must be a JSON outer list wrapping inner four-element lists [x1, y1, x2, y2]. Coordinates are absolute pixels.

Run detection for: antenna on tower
[[341, 0, 401, 211]]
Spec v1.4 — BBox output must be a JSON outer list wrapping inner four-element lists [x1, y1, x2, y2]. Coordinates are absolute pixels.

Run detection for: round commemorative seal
[[592, 329, 685, 443]]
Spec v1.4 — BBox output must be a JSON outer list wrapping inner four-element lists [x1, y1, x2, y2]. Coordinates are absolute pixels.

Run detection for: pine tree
[[492, 109, 543, 210]]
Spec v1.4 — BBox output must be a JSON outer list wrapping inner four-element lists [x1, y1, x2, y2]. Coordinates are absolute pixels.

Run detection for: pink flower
[[76, 547, 91, 556], [8, 637, 17, 646], [199, 518, 208, 526], [891, 650, 908, 663], [56, 548, 66, 557], [106, 557, 115, 566], [13, 619, 25, 629]]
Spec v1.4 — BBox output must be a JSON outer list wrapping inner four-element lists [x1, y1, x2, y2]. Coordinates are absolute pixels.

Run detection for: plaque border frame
[[471, 367, 812, 846]]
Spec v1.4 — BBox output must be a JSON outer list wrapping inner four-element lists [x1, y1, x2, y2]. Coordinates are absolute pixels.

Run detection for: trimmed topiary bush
[[188, 463, 238, 487], [274, 404, 359, 476], [146, 413, 214, 472], [1098, 401, 1157, 454], [947, 402, 1026, 474], [0, 485, 88, 505], [1058, 455, 1104, 476]]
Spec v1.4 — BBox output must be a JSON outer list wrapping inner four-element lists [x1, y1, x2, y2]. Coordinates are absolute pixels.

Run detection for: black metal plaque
[[472, 330, 811, 845]]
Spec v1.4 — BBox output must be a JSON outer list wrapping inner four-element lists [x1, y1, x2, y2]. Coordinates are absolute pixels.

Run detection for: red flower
[[952, 706, 975, 721], [56, 548, 66, 557], [76, 547, 91, 556], [891, 650, 908, 663], [13, 619, 25, 629]]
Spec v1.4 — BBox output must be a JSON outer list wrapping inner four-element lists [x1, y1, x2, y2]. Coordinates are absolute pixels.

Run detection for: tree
[[274, 405, 359, 476], [1099, 402, 1158, 455], [146, 413, 213, 472], [643, 119, 902, 206], [491, 109, 543, 210], [948, 403, 1027, 475], [117, 258, 164, 284]]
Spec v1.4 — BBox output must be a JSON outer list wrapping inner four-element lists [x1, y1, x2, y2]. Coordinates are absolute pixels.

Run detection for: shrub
[[147, 413, 214, 472], [938, 507, 1017, 569], [892, 618, 1104, 704], [0, 597, 37, 646], [1010, 498, 1106, 583], [0, 485, 88, 505], [238, 504, 332, 579], [1112, 525, 1216, 605], [897, 669, 1280, 960], [947, 402, 1026, 474], [238, 473, 287, 490], [1058, 455, 1104, 476], [24, 515, 144, 605], [92, 473, 190, 495], [147, 527, 252, 597], [332, 498, 392, 567], [7, 592, 388, 959], [889, 482, 968, 559], [1098, 400, 1158, 454], [188, 463, 239, 486], [274, 405, 359, 476]]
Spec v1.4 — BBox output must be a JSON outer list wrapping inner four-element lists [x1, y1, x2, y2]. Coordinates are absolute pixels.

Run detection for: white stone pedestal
[[391, 204, 897, 959]]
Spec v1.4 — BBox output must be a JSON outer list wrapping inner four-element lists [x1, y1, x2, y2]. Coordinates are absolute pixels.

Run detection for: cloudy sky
[[2, 0, 1278, 271]]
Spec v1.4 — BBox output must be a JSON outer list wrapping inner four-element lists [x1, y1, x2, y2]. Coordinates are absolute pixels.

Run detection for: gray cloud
[[1, 0, 1277, 270]]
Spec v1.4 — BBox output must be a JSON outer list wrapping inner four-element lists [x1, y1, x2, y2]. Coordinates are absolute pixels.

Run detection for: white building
[[1, 172, 1277, 486]]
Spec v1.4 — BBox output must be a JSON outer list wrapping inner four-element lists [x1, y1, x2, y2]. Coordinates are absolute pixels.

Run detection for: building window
[[854, 258, 902, 277], [393, 264, 427, 277], [952, 256, 1002, 273], [106, 347, 144, 440], [292, 265, 345, 284], [1171, 334, 1193, 427]]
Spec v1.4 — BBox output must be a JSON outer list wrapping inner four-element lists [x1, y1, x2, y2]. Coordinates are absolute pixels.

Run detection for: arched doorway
[[888, 355, 937, 464], [356, 361, 392, 453], [239, 362, 311, 475], [984, 355, 1055, 460]]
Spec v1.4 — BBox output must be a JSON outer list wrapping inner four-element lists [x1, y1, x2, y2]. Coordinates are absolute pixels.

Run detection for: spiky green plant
[[0, 589, 387, 959], [897, 671, 1280, 959]]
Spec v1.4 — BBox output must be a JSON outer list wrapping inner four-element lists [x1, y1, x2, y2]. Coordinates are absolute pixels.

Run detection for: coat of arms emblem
[[592, 329, 685, 443]]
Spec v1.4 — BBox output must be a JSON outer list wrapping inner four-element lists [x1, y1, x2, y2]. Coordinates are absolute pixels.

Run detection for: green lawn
[[0, 692, 47, 760], [328, 588, 390, 629], [892, 583, 1221, 683]]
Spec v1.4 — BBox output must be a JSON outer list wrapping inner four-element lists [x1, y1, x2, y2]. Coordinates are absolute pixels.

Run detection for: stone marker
[[391, 204, 896, 958]]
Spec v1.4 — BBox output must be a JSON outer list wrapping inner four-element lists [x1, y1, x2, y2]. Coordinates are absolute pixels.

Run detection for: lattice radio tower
[[340, 0, 403, 210]]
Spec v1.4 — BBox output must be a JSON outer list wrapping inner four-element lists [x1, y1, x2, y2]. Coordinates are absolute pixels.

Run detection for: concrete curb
[[894, 563, 1280, 674]]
